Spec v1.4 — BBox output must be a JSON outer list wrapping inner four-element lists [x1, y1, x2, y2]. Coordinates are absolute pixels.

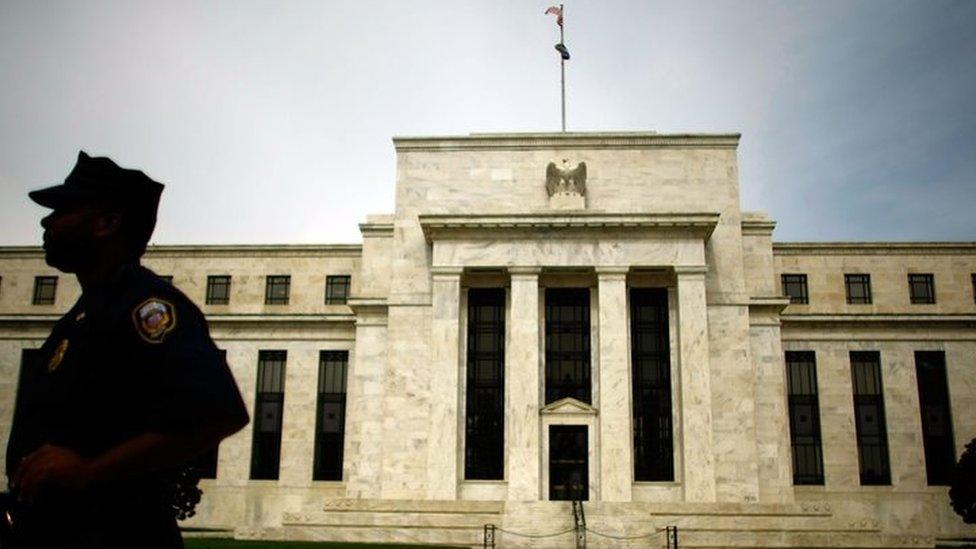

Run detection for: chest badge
[[133, 298, 177, 344], [48, 339, 69, 372]]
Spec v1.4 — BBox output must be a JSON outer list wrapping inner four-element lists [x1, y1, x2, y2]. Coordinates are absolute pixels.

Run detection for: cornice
[[741, 219, 777, 236], [419, 212, 720, 242], [773, 242, 976, 256], [359, 222, 395, 238], [394, 132, 741, 152], [749, 296, 791, 313], [0, 244, 364, 260], [781, 313, 976, 328]]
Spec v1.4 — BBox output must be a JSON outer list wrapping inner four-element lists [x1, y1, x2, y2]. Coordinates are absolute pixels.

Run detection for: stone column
[[426, 267, 463, 499], [597, 267, 633, 501], [675, 265, 716, 502], [507, 267, 542, 501]]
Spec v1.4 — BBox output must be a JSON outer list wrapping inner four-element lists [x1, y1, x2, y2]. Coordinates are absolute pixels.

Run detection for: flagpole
[[560, 3, 566, 132]]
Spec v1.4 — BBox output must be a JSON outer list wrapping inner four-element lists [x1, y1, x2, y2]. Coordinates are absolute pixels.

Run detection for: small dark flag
[[545, 5, 563, 27], [555, 43, 570, 60]]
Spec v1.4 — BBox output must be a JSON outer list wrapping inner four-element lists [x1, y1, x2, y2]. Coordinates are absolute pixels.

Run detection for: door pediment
[[541, 397, 598, 417]]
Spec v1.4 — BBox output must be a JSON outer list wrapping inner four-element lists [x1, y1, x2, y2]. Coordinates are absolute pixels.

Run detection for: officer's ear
[[92, 209, 124, 239]]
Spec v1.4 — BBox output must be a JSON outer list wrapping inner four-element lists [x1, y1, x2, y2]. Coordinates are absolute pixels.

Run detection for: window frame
[[250, 350, 287, 480], [908, 274, 936, 304], [464, 288, 506, 481], [544, 288, 592, 405], [32, 276, 58, 305], [785, 351, 825, 485], [325, 275, 351, 305], [630, 287, 674, 482], [914, 351, 956, 486], [313, 350, 349, 481], [781, 274, 809, 305], [264, 275, 291, 305], [844, 274, 872, 305], [850, 351, 891, 486], [206, 275, 232, 305]]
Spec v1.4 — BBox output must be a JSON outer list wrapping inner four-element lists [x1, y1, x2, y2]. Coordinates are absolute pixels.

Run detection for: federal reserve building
[[1, 132, 974, 547]]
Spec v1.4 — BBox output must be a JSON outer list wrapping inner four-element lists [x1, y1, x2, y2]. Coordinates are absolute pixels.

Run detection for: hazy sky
[[1, 0, 974, 245]]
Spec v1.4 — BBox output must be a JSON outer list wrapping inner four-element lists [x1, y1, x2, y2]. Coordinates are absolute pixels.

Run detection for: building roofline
[[773, 242, 976, 255], [393, 132, 741, 152], [0, 243, 363, 259]]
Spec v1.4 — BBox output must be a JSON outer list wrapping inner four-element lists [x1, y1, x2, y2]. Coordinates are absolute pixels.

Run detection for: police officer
[[5, 152, 250, 548]]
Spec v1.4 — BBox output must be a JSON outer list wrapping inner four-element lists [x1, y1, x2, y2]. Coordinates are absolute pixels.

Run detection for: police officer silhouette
[[5, 152, 249, 548]]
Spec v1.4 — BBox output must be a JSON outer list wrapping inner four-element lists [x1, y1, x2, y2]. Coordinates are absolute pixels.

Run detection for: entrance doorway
[[549, 425, 588, 500]]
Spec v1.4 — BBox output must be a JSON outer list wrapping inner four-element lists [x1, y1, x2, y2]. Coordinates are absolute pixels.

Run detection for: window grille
[[325, 275, 351, 305], [32, 276, 57, 305], [908, 274, 935, 304], [844, 274, 872, 305], [545, 288, 591, 404], [313, 350, 349, 481], [850, 351, 890, 485], [265, 275, 290, 305], [915, 351, 955, 485], [251, 350, 286, 480], [631, 288, 674, 481], [786, 351, 824, 485], [206, 275, 231, 305], [464, 288, 505, 480], [781, 274, 808, 304]]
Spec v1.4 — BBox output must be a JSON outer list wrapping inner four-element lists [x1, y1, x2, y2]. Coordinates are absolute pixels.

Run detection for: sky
[[1, 0, 974, 246]]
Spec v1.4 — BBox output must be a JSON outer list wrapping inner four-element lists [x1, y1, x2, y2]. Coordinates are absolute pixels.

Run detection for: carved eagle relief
[[545, 161, 587, 197]]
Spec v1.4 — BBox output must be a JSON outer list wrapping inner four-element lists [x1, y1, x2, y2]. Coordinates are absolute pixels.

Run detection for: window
[[464, 288, 505, 480], [545, 288, 591, 404], [265, 275, 290, 305], [850, 351, 890, 485], [159, 275, 174, 284], [909, 274, 935, 304], [206, 275, 232, 305], [251, 350, 286, 480], [325, 275, 351, 305], [194, 349, 228, 479], [32, 276, 57, 305], [781, 274, 808, 304], [786, 351, 824, 485], [631, 288, 674, 481], [845, 274, 872, 305], [971, 274, 975, 304], [915, 351, 955, 486], [314, 351, 349, 481]]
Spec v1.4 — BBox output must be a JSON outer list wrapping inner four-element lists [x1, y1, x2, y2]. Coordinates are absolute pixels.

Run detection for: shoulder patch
[[132, 298, 177, 344]]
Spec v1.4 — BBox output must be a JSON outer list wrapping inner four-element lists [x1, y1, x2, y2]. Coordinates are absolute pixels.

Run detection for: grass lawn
[[184, 539, 458, 549]]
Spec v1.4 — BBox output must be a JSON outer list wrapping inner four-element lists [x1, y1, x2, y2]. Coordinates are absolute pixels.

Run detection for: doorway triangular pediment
[[540, 397, 597, 416]]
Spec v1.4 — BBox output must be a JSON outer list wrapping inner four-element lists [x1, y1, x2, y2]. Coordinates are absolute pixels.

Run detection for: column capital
[[430, 266, 464, 278], [508, 266, 542, 277], [673, 265, 708, 277], [595, 266, 630, 278]]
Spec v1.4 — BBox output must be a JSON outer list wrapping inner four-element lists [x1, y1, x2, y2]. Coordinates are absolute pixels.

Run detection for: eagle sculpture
[[545, 161, 587, 197]]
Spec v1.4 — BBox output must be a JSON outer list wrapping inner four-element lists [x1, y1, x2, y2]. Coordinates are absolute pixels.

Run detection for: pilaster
[[596, 267, 633, 501], [426, 267, 463, 499], [507, 267, 542, 500]]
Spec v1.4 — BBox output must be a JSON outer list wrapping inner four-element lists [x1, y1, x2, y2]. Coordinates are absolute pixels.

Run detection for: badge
[[132, 298, 177, 344], [48, 339, 69, 372]]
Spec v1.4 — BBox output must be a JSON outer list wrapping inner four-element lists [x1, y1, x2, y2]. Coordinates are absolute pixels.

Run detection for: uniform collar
[[80, 262, 140, 315]]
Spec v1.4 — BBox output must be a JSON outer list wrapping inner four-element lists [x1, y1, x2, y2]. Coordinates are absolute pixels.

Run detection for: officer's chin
[[43, 245, 82, 274]]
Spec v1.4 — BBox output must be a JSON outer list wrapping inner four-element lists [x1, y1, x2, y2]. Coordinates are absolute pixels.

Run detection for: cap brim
[[28, 184, 105, 209]]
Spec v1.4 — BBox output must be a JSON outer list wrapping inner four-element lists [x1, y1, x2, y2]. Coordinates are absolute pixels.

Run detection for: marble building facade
[[1, 132, 974, 547]]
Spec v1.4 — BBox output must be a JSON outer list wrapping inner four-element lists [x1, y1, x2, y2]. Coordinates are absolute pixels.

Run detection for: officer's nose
[[40, 212, 54, 230]]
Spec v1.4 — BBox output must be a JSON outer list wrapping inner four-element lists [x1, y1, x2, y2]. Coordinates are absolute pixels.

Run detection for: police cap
[[29, 151, 164, 215]]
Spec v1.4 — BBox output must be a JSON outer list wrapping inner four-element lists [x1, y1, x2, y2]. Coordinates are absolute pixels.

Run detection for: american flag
[[545, 5, 563, 27]]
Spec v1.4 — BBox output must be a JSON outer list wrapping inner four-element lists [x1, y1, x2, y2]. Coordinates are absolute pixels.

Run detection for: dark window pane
[[251, 350, 286, 480], [850, 351, 890, 485], [314, 350, 349, 481], [206, 275, 232, 305], [325, 275, 351, 305], [845, 274, 872, 305], [465, 288, 505, 480], [781, 274, 808, 304], [909, 274, 935, 304], [265, 275, 290, 305], [631, 288, 674, 482], [915, 351, 955, 485], [549, 425, 588, 501], [786, 351, 824, 485], [32, 276, 57, 305], [545, 288, 591, 404]]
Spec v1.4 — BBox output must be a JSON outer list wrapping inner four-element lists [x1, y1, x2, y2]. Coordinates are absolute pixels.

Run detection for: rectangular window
[[32, 276, 57, 305], [464, 288, 505, 480], [325, 275, 351, 305], [195, 349, 228, 479], [909, 274, 935, 304], [251, 350, 286, 480], [206, 275, 231, 305], [265, 275, 290, 305], [850, 351, 890, 485], [313, 350, 349, 481], [631, 288, 674, 481], [845, 274, 872, 305], [781, 274, 808, 304], [545, 288, 591, 404], [971, 273, 975, 304], [786, 351, 825, 485], [915, 351, 956, 486]]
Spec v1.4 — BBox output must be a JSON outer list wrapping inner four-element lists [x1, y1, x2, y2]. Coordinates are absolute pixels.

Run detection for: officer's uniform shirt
[[6, 263, 248, 548]]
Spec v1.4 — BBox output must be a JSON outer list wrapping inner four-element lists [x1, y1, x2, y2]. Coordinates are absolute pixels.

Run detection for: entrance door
[[549, 425, 588, 501]]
